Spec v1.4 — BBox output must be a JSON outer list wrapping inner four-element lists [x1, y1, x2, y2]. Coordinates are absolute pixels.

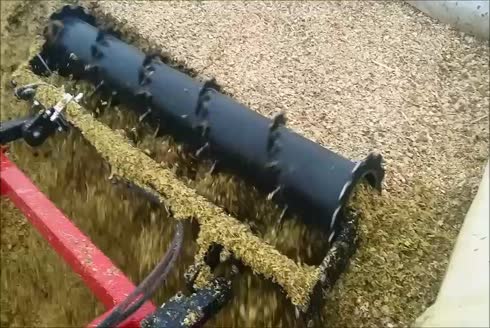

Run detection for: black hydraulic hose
[[97, 221, 184, 328], [34, 11, 385, 241]]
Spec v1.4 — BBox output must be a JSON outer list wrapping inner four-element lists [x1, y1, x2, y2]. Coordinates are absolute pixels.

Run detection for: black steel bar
[[0, 117, 31, 145], [141, 277, 232, 328]]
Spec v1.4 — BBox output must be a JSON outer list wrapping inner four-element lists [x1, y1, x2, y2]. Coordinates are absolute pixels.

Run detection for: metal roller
[[33, 9, 385, 241]]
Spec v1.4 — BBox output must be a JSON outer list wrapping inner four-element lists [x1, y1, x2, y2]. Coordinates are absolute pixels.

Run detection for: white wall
[[415, 162, 489, 327], [408, 1, 489, 40]]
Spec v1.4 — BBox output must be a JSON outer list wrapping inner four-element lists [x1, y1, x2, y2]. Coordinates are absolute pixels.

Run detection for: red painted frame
[[0, 150, 155, 327]]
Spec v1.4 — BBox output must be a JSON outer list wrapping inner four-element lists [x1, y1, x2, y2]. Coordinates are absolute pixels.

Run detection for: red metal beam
[[0, 151, 155, 327]]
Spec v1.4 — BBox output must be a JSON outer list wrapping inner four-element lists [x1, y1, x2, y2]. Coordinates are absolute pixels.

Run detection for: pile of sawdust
[[2, 1, 488, 327]]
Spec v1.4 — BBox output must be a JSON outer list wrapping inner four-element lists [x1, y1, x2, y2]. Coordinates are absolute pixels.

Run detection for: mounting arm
[[0, 85, 82, 147]]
